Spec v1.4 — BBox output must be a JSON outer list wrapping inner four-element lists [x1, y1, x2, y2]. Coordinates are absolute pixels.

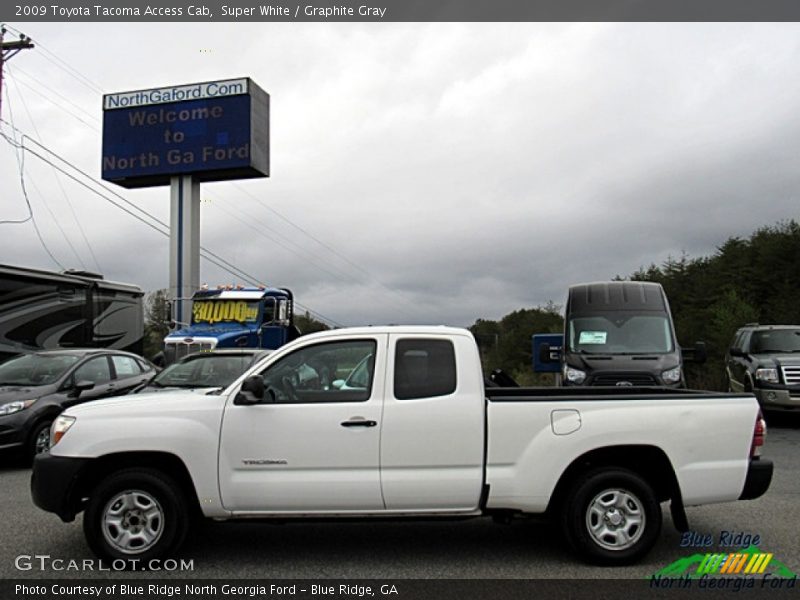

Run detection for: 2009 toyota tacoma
[[31, 326, 772, 565]]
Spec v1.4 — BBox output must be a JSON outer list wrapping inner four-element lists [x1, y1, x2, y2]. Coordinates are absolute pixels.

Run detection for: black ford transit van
[[540, 281, 704, 387]]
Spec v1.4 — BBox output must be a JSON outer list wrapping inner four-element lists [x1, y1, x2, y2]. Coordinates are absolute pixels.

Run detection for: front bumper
[[755, 388, 800, 411], [31, 453, 91, 522], [739, 458, 773, 500]]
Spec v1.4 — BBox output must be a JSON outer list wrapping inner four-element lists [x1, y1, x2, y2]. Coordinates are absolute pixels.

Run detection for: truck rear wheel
[[83, 468, 189, 567], [562, 468, 661, 565]]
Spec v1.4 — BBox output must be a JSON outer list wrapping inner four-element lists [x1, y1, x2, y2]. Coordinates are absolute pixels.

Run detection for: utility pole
[[0, 26, 35, 120]]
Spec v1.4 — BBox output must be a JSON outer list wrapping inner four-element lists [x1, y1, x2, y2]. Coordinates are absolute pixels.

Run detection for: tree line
[[469, 220, 800, 390]]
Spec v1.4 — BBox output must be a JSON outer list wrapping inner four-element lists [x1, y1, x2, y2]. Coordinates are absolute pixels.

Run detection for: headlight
[[50, 415, 76, 448], [563, 365, 586, 384], [662, 366, 682, 384], [0, 399, 36, 415], [755, 368, 779, 384]]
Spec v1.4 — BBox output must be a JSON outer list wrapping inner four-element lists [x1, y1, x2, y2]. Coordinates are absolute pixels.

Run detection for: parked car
[[136, 349, 272, 393], [0, 349, 156, 459], [725, 324, 800, 412]]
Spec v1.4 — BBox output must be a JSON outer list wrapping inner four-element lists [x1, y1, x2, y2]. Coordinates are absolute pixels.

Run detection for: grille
[[167, 341, 214, 361], [782, 366, 800, 385], [591, 373, 658, 386]]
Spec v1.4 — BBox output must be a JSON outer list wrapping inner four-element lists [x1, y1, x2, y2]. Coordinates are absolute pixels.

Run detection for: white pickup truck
[[32, 326, 772, 566]]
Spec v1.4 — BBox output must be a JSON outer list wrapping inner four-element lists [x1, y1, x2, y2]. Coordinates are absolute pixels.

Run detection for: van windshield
[[567, 313, 675, 354]]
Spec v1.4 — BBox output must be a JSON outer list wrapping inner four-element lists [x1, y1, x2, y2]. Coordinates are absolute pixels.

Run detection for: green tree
[[295, 311, 331, 334], [143, 289, 171, 360], [469, 304, 563, 386]]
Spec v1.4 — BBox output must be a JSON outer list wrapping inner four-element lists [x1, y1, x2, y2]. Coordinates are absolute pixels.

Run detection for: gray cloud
[[1, 23, 799, 328]]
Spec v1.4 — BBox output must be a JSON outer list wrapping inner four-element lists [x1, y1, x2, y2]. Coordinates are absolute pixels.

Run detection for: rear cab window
[[393, 339, 457, 400]]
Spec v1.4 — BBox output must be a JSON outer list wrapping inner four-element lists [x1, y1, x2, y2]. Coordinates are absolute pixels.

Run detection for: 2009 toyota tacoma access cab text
[[31, 326, 772, 565]]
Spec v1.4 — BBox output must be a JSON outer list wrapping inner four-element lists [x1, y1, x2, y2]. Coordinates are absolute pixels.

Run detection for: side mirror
[[331, 379, 345, 390], [729, 347, 743, 357], [234, 375, 265, 405], [72, 379, 95, 397]]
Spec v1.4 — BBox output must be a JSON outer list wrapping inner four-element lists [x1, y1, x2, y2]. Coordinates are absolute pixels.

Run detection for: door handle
[[341, 419, 377, 428]]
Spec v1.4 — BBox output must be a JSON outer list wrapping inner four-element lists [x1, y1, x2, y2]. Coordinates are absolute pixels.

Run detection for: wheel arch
[[70, 451, 203, 520], [546, 444, 682, 515]]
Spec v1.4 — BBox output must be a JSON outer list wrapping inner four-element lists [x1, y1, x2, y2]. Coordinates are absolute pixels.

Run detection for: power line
[[0, 97, 65, 269], [9, 64, 101, 124], [206, 195, 363, 285], [0, 25, 34, 120], [233, 182, 373, 278], [0, 123, 344, 327], [2, 24, 103, 95], [233, 182, 420, 316], [4, 70, 100, 132], [9, 69, 101, 270]]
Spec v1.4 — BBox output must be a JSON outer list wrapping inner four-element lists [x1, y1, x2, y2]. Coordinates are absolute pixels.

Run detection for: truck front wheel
[[562, 468, 661, 565], [83, 468, 189, 566]]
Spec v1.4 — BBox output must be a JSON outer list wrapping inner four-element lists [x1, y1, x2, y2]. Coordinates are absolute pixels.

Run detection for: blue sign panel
[[102, 78, 269, 188], [532, 333, 563, 373]]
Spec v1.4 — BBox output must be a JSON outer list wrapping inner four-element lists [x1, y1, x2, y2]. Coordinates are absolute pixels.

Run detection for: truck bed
[[485, 385, 751, 401]]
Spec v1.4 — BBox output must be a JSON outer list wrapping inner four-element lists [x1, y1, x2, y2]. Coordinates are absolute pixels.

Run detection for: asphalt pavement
[[1, 414, 798, 581]]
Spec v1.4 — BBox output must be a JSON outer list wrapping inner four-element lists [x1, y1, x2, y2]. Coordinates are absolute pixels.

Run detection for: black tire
[[28, 420, 53, 461], [83, 468, 189, 567], [561, 468, 661, 565]]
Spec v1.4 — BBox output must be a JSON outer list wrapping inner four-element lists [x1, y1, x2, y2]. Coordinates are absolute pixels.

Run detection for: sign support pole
[[169, 175, 200, 328]]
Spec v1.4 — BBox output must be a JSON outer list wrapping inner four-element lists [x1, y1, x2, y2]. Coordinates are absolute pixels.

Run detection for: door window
[[394, 339, 456, 400], [73, 356, 112, 384], [258, 340, 376, 403], [111, 355, 142, 378]]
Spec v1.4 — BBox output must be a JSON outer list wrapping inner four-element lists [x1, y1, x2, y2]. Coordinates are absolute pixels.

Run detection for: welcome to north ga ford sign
[[102, 78, 269, 188]]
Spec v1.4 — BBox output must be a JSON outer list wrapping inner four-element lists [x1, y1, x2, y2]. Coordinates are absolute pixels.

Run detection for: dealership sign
[[102, 77, 269, 188]]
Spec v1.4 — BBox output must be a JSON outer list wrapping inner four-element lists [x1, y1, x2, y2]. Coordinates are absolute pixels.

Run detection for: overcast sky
[[1, 23, 799, 327]]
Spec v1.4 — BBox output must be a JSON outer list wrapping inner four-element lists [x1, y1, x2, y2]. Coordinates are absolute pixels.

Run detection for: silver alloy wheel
[[102, 490, 164, 555], [585, 488, 645, 551], [34, 428, 50, 455]]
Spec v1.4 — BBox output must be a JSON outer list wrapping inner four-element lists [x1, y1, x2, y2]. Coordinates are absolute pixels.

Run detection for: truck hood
[[65, 389, 226, 418], [753, 353, 800, 367], [136, 385, 222, 394]]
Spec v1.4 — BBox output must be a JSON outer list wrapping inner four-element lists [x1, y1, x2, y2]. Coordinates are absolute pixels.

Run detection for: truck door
[[219, 334, 386, 512], [380, 333, 485, 511]]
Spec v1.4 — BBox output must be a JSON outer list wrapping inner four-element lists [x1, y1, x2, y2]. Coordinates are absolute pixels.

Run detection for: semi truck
[[33, 326, 771, 566], [162, 286, 300, 364], [0, 264, 143, 362]]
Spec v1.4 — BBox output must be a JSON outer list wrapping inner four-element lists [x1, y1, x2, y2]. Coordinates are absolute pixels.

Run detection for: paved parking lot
[[1, 414, 798, 580]]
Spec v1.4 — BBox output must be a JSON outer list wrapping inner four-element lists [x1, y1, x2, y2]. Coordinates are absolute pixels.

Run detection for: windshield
[[750, 329, 800, 353], [567, 313, 675, 354], [0, 354, 81, 386], [153, 354, 254, 388], [191, 300, 260, 325]]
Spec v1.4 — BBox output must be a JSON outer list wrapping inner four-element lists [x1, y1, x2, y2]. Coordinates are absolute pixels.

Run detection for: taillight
[[750, 410, 766, 458]]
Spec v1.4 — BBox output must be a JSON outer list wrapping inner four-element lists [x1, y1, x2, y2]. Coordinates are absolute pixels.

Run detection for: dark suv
[[725, 324, 800, 412]]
